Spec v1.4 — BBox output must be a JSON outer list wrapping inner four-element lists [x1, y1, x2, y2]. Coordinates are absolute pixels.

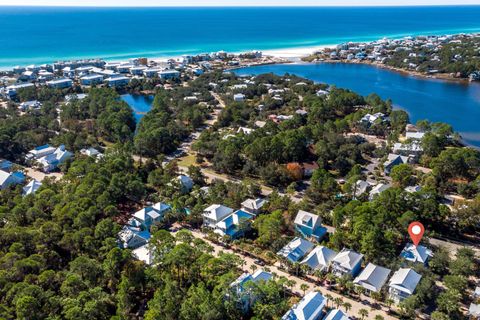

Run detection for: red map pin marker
[[408, 221, 425, 246]]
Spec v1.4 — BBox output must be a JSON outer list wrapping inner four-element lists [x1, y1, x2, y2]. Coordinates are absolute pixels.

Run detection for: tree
[[343, 301, 352, 313], [390, 163, 414, 187], [358, 308, 369, 320], [436, 289, 461, 316], [300, 283, 309, 296], [333, 297, 344, 309], [374, 315, 385, 320], [430, 311, 450, 320]]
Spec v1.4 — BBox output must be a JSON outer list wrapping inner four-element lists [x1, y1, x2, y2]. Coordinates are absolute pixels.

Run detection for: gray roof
[[354, 263, 391, 292]]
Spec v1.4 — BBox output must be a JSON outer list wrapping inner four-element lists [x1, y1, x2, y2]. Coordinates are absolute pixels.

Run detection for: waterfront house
[[300, 246, 337, 273], [369, 183, 391, 200], [158, 70, 180, 80], [353, 263, 391, 294], [19, 71, 36, 81], [277, 237, 314, 263], [323, 309, 349, 320], [294, 210, 327, 241], [22, 179, 42, 196], [388, 268, 422, 303], [203, 204, 234, 228], [331, 248, 363, 277], [400, 243, 432, 264], [360, 112, 385, 126], [393, 141, 423, 158], [80, 74, 104, 86], [118, 225, 151, 249], [282, 291, 326, 320], [133, 202, 171, 229], [143, 68, 162, 78], [213, 209, 254, 239], [240, 198, 266, 215], [46, 78, 73, 89], [229, 269, 272, 313], [0, 170, 25, 190], [384, 153, 409, 174], [405, 131, 425, 140], [129, 66, 147, 76], [105, 76, 130, 87]]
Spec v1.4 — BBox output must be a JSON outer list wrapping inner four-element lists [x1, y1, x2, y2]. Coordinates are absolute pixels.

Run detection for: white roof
[[282, 291, 326, 320], [132, 244, 154, 265], [294, 210, 320, 228], [323, 309, 350, 320], [301, 246, 337, 271], [353, 263, 391, 292], [389, 268, 422, 295], [203, 204, 234, 221], [354, 180, 370, 197], [369, 183, 391, 196], [406, 132, 425, 140], [22, 179, 42, 196], [469, 303, 480, 317], [241, 198, 266, 211], [332, 249, 363, 271], [133, 206, 161, 222]]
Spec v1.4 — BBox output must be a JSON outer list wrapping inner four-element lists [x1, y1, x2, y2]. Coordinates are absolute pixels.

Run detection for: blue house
[[213, 209, 254, 239], [0, 170, 25, 189], [294, 210, 327, 241], [229, 269, 272, 313], [132, 202, 171, 229], [282, 291, 326, 320]]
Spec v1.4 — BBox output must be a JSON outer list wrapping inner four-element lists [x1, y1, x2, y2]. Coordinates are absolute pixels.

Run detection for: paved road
[[186, 229, 398, 320]]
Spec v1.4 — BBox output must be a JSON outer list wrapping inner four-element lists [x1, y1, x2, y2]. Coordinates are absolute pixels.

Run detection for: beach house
[[233, 93, 245, 102], [0, 170, 25, 190], [388, 268, 422, 303], [203, 204, 234, 228], [331, 248, 364, 277], [241, 198, 266, 215], [353, 263, 391, 294], [118, 225, 151, 249], [132, 202, 171, 229], [158, 70, 180, 80], [282, 291, 326, 320], [400, 243, 433, 264], [294, 210, 327, 241], [228, 269, 272, 313], [369, 183, 391, 200], [323, 309, 349, 320], [22, 179, 42, 196], [176, 174, 194, 192], [277, 237, 314, 263], [213, 209, 254, 239], [383, 153, 409, 174], [300, 246, 337, 273], [36, 145, 73, 172]]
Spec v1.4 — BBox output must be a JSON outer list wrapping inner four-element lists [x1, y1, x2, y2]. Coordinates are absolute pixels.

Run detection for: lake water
[[1, 6, 480, 68], [235, 63, 480, 147], [120, 94, 153, 122]]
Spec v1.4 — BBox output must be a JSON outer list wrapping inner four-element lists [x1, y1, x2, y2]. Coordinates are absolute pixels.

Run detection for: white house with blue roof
[[229, 269, 272, 313], [282, 291, 326, 320], [323, 309, 349, 320], [301, 246, 337, 273], [0, 170, 25, 190], [213, 209, 254, 239], [278, 237, 315, 263], [294, 210, 327, 241], [23, 179, 42, 196], [118, 225, 151, 249]]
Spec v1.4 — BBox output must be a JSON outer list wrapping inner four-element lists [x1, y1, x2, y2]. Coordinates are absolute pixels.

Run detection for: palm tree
[[250, 264, 257, 273], [385, 298, 394, 312], [325, 293, 333, 308], [374, 315, 385, 320], [358, 308, 369, 320], [371, 291, 382, 304], [343, 301, 352, 313], [334, 297, 344, 309], [354, 285, 365, 299], [300, 283, 309, 296]]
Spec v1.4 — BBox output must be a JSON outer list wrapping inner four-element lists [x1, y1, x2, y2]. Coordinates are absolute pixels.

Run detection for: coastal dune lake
[[235, 63, 480, 148], [120, 94, 154, 122]]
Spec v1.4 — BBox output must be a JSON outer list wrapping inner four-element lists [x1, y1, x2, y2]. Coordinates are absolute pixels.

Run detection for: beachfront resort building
[[80, 74, 104, 86], [106, 76, 130, 87], [46, 78, 73, 89]]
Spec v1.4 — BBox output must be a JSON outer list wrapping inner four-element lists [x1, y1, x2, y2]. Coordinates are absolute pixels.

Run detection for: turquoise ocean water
[[1, 6, 480, 67]]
